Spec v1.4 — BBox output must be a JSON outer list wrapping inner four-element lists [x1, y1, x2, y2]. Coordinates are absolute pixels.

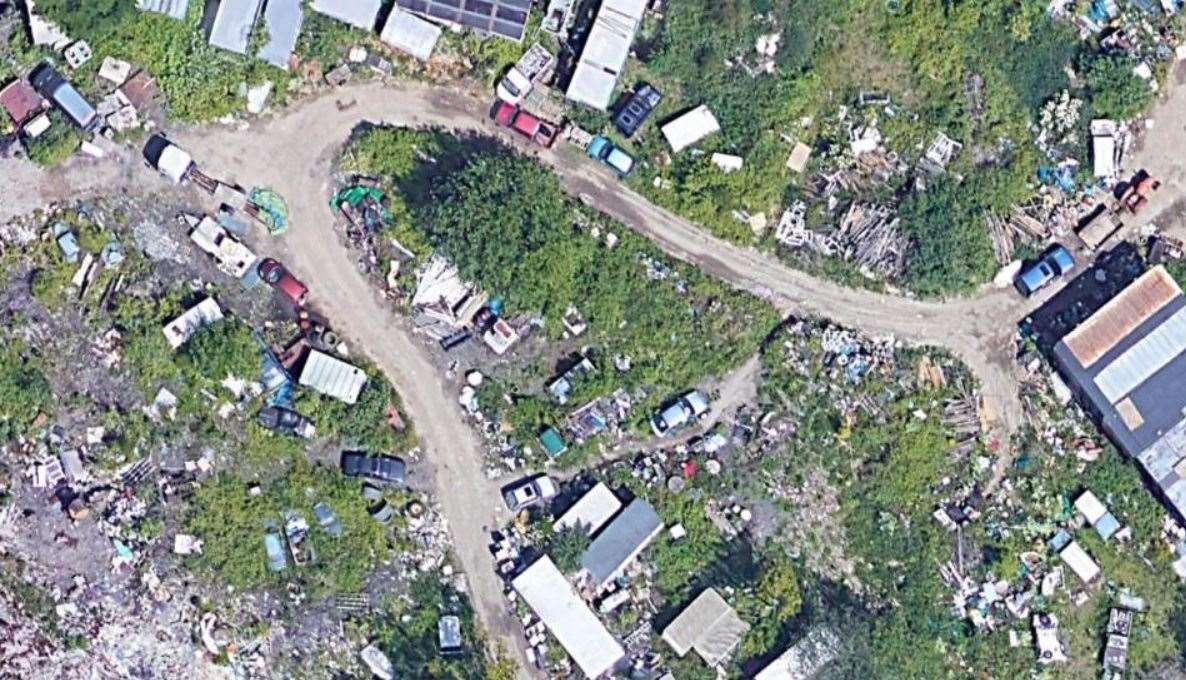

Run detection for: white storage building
[[512, 557, 624, 678], [554, 482, 622, 535], [300, 350, 368, 404], [661, 105, 720, 153], [381, 8, 442, 62], [565, 0, 647, 110]]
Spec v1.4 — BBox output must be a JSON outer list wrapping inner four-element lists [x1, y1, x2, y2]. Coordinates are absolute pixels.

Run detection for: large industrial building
[[1051, 265, 1186, 523]]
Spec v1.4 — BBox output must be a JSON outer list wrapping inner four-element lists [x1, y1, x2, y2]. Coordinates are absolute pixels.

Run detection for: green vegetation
[[1085, 55, 1154, 121], [548, 525, 591, 573], [186, 457, 391, 593], [26, 111, 82, 166], [344, 129, 778, 451], [37, 2, 284, 122], [0, 341, 52, 441]]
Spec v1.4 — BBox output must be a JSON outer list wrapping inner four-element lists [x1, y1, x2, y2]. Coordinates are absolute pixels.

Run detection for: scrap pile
[[836, 203, 906, 279]]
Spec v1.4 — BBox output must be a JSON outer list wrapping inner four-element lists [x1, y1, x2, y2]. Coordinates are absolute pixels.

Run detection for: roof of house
[[258, 0, 303, 69], [0, 80, 45, 126], [380, 8, 442, 62], [136, 0, 189, 19], [162, 298, 224, 350], [209, 0, 263, 54], [554, 482, 622, 535], [661, 105, 721, 153], [661, 589, 750, 667], [512, 557, 624, 678], [1052, 266, 1186, 462], [1059, 540, 1101, 584], [310, 0, 383, 29], [580, 497, 663, 588], [754, 627, 841, 680], [395, 0, 532, 42], [299, 350, 367, 404], [564, 0, 646, 109]]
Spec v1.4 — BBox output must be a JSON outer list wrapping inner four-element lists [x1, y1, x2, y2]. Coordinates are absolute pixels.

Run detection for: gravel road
[[0, 78, 1069, 673]]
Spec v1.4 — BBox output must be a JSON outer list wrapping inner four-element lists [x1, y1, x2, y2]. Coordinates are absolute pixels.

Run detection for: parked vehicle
[[502, 474, 558, 512], [257, 406, 315, 438], [495, 43, 555, 105], [1015, 245, 1075, 297], [493, 101, 558, 147], [587, 135, 635, 176], [313, 502, 344, 537], [613, 83, 662, 137], [258, 258, 309, 306], [340, 451, 407, 486], [29, 61, 97, 130], [282, 511, 313, 566], [263, 524, 288, 572], [142, 134, 195, 184], [651, 390, 710, 436]]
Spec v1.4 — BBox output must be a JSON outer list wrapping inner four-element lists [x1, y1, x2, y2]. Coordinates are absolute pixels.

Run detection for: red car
[[493, 101, 557, 148], [258, 258, 309, 307]]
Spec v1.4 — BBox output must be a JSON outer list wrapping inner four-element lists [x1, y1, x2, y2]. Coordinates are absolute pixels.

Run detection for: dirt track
[[0, 78, 1053, 674]]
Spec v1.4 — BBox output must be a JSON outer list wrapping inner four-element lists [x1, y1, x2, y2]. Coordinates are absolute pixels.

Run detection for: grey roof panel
[[394, 0, 531, 40], [209, 0, 263, 54], [1094, 306, 1186, 403], [580, 498, 663, 587], [310, 0, 383, 29], [259, 0, 304, 69]]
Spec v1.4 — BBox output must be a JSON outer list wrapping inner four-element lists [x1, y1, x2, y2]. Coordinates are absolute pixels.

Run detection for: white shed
[[661, 105, 720, 153], [1059, 541, 1101, 584], [380, 8, 442, 61], [554, 482, 622, 535], [299, 350, 367, 404]]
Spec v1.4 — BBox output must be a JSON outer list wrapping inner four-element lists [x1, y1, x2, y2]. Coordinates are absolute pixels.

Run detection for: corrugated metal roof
[[209, 0, 263, 54], [1063, 266, 1180, 368], [380, 8, 441, 61], [580, 497, 662, 588], [661, 105, 721, 153], [136, 0, 188, 20], [311, 0, 382, 30], [564, 0, 646, 109], [661, 589, 749, 667], [299, 350, 367, 404], [1093, 305, 1186, 402], [512, 557, 624, 678], [555, 482, 622, 535], [1059, 541, 1100, 583], [259, 0, 303, 69]]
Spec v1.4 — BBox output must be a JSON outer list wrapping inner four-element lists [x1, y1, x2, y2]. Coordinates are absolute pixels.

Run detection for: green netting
[[250, 187, 289, 235]]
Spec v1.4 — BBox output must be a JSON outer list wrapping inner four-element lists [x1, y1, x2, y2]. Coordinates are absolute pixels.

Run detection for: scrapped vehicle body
[[257, 406, 316, 438], [340, 451, 407, 486], [283, 511, 313, 566], [651, 390, 710, 436], [502, 474, 558, 512], [258, 258, 309, 306]]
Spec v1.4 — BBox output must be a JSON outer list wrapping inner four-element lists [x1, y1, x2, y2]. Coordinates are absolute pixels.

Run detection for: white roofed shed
[[661, 105, 720, 153], [300, 350, 367, 404], [381, 8, 442, 61], [554, 482, 622, 535], [512, 557, 624, 678]]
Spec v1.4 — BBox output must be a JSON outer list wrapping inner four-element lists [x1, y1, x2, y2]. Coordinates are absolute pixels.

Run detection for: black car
[[340, 452, 407, 485], [257, 406, 315, 438], [613, 84, 662, 138]]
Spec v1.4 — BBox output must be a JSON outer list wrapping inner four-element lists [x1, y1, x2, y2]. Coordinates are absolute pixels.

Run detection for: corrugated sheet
[[1093, 305, 1186, 402], [1063, 266, 1180, 368], [299, 350, 366, 404], [661, 588, 749, 667], [580, 498, 662, 587]]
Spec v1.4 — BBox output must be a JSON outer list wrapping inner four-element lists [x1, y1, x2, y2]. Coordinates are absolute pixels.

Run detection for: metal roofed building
[[554, 482, 622, 535], [1051, 266, 1186, 521], [511, 556, 625, 678], [395, 0, 532, 42], [580, 496, 663, 590], [661, 588, 750, 667], [565, 0, 647, 110], [754, 627, 840, 680], [1059, 540, 1101, 584], [310, 0, 383, 29], [259, 0, 303, 69], [661, 105, 721, 153], [137, 0, 189, 20], [209, 0, 263, 55], [299, 350, 368, 404], [380, 8, 442, 61], [0, 80, 45, 126]]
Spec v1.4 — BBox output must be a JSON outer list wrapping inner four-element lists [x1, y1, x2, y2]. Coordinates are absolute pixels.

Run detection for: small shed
[[380, 8, 442, 62], [0, 80, 45, 126], [1059, 540, 1101, 584], [310, 0, 383, 30], [661, 588, 750, 667], [208, 0, 264, 55], [555, 482, 622, 535], [538, 427, 567, 458], [299, 350, 367, 404], [661, 105, 720, 153], [259, 0, 304, 70], [137, 0, 189, 20]]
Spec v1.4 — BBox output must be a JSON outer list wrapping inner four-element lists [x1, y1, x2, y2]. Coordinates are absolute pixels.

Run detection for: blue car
[[587, 136, 635, 177], [1015, 245, 1075, 297]]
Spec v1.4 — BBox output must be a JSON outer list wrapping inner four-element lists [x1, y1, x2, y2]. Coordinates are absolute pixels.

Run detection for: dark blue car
[[1015, 245, 1075, 297]]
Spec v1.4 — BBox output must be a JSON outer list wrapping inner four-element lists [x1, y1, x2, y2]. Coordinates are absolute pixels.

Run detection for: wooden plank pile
[[837, 203, 906, 278]]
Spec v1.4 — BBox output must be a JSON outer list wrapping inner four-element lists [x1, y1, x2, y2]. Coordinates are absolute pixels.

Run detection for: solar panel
[[394, 0, 530, 40]]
